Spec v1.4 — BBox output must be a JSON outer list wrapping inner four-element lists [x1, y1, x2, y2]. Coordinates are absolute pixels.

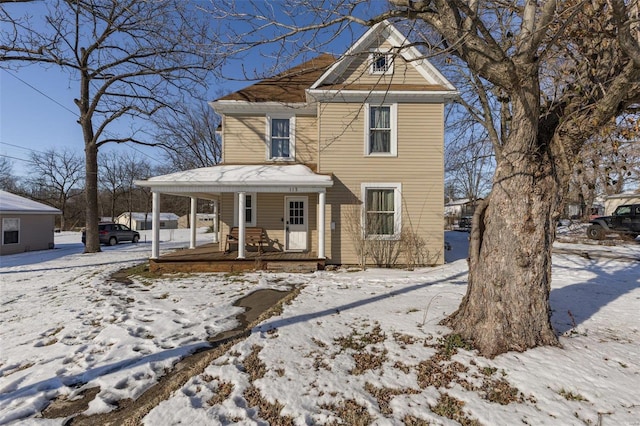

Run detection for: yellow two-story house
[[138, 20, 457, 269]]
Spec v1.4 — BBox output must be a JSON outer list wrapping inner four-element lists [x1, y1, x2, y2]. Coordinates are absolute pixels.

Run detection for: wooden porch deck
[[150, 243, 325, 273]]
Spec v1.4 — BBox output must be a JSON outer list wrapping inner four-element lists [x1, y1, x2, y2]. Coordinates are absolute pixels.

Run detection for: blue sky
[[0, 1, 380, 179]]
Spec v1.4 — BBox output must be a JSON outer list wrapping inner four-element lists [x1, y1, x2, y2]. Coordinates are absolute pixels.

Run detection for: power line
[[0, 141, 47, 155], [2, 69, 79, 117], [0, 153, 35, 164], [3, 70, 163, 166]]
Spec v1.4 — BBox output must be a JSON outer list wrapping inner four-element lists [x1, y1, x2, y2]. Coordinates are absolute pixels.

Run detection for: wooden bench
[[224, 226, 268, 253]]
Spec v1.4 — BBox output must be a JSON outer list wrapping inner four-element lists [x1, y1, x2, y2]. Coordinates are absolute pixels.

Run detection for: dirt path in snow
[[43, 287, 298, 425]]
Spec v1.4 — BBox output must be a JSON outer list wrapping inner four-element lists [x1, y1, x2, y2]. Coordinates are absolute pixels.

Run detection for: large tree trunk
[[445, 94, 561, 357], [83, 140, 101, 253]]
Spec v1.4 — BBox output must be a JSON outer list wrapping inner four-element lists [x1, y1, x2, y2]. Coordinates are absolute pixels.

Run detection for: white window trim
[[233, 192, 257, 227], [364, 103, 397, 157], [266, 114, 296, 161], [368, 49, 394, 75], [2, 217, 20, 245], [361, 183, 402, 240]]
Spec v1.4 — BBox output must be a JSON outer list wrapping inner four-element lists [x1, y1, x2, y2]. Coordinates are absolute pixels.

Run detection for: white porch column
[[237, 192, 246, 259], [212, 200, 219, 243], [318, 191, 326, 259], [189, 197, 197, 249], [151, 192, 160, 259]]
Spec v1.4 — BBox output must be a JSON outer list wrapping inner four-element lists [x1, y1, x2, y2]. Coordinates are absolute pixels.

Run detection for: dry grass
[[243, 385, 295, 426], [242, 345, 266, 381], [403, 414, 432, 425], [311, 337, 328, 349], [350, 348, 388, 375], [558, 388, 588, 402], [481, 378, 524, 405], [431, 393, 482, 426], [207, 380, 234, 406], [393, 332, 419, 346], [334, 323, 386, 352], [416, 358, 469, 389], [321, 399, 374, 426], [364, 382, 420, 415]]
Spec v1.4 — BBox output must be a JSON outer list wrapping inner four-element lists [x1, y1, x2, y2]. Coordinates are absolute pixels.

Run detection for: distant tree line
[[0, 104, 221, 230]]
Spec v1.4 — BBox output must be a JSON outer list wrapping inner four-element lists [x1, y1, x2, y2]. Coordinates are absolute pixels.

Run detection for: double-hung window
[[362, 183, 401, 239], [365, 104, 397, 156], [267, 115, 295, 160]]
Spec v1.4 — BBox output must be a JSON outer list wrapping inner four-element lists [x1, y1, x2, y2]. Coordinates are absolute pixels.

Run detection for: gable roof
[[310, 20, 456, 92], [0, 190, 61, 215], [212, 21, 456, 111], [215, 54, 336, 104]]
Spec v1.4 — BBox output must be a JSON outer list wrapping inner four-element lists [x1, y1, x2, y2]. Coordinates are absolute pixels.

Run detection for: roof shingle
[[216, 54, 336, 103]]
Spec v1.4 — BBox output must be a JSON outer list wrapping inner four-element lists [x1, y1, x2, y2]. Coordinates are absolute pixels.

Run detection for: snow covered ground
[[1, 229, 639, 425]]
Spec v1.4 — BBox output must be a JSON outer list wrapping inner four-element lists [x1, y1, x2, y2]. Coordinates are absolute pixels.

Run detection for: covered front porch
[[135, 164, 333, 272]]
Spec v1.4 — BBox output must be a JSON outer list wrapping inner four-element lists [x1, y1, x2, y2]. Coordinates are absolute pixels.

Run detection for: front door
[[285, 196, 308, 251]]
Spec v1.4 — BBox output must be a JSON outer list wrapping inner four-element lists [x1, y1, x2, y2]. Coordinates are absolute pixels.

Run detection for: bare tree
[[390, 0, 640, 356], [0, 156, 19, 192], [445, 125, 494, 201], [204, 0, 640, 356], [98, 151, 128, 222], [154, 103, 222, 171], [571, 114, 640, 206], [27, 148, 84, 230], [0, 0, 222, 252]]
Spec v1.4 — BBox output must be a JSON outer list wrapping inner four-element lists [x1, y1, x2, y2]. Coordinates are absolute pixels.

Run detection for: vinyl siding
[[319, 102, 444, 265], [0, 214, 56, 255], [335, 40, 428, 87], [223, 115, 266, 163], [220, 192, 318, 254], [223, 114, 318, 165]]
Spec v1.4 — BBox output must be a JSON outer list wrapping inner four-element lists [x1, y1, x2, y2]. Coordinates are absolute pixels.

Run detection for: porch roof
[[135, 164, 333, 199]]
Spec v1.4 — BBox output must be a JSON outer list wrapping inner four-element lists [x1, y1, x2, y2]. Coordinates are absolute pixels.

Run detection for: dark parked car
[[586, 204, 640, 240], [457, 216, 472, 232], [82, 223, 140, 246]]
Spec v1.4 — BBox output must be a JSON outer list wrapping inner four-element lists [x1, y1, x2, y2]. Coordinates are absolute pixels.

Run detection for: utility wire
[[0, 153, 35, 164], [2, 69, 78, 117], [3, 69, 162, 165], [0, 141, 47, 155]]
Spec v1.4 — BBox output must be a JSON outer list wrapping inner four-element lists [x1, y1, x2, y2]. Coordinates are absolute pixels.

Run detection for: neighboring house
[[116, 212, 179, 230], [178, 213, 216, 229], [0, 190, 61, 255], [444, 198, 482, 219], [604, 192, 640, 215], [136, 21, 457, 266], [444, 198, 481, 229]]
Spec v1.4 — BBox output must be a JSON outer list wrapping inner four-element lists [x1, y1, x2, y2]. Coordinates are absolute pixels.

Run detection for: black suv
[[586, 204, 640, 240], [82, 223, 140, 246]]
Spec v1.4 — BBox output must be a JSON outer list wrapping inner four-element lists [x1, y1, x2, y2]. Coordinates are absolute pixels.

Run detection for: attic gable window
[[369, 51, 393, 75], [266, 115, 295, 160]]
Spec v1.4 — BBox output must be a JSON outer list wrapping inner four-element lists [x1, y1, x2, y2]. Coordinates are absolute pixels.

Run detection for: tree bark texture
[[83, 140, 101, 253], [445, 95, 561, 357]]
